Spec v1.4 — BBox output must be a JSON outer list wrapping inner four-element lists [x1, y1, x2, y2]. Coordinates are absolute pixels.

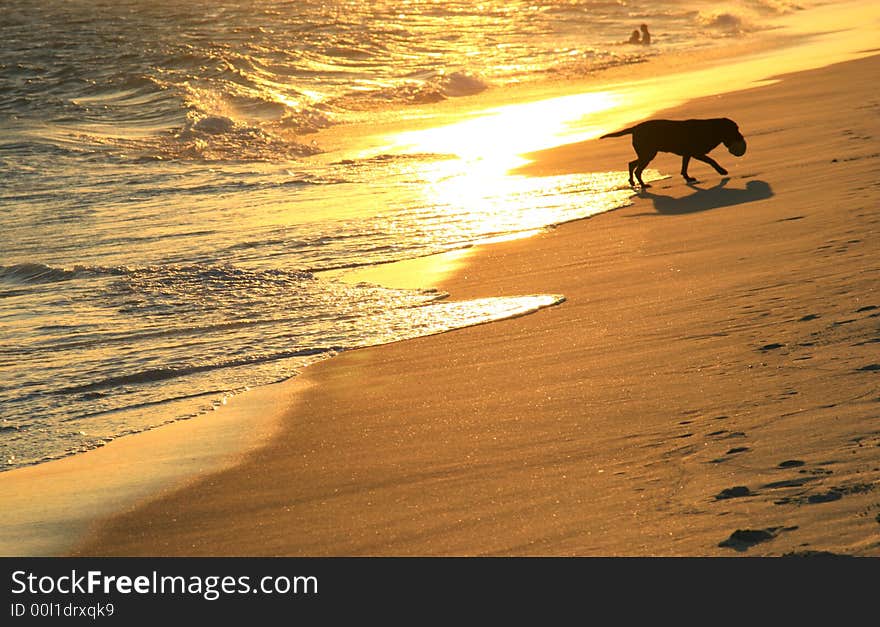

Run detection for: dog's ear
[[722, 119, 742, 139]]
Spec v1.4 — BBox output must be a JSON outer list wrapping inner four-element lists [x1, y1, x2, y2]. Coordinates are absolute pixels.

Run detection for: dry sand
[[67, 53, 880, 556]]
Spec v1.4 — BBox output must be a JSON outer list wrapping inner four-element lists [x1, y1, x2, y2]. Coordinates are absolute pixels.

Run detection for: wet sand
[[71, 54, 880, 556]]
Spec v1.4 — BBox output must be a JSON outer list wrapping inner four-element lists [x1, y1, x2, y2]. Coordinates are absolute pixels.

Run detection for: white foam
[[439, 70, 490, 97]]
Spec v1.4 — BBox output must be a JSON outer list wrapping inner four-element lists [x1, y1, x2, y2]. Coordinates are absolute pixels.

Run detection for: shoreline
[[72, 51, 880, 556], [1, 5, 878, 556], [0, 380, 305, 556]]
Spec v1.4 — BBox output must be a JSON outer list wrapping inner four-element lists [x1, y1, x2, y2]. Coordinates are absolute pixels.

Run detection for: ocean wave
[[157, 118, 323, 162], [438, 70, 491, 97], [0, 263, 123, 285], [127, 78, 333, 161], [332, 152, 458, 166], [746, 0, 806, 15], [359, 69, 490, 105], [696, 0, 801, 35], [0, 262, 315, 289], [53, 346, 338, 397], [697, 12, 755, 34]]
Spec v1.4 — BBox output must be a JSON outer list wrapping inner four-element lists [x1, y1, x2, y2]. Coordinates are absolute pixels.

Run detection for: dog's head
[[720, 118, 747, 157]]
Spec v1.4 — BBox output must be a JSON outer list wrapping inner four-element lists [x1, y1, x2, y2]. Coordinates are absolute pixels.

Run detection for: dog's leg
[[694, 154, 728, 176], [680, 155, 697, 183], [628, 159, 639, 186], [633, 151, 656, 188]]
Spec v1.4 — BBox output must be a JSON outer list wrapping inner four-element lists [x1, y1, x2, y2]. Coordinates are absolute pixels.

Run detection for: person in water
[[626, 24, 651, 45]]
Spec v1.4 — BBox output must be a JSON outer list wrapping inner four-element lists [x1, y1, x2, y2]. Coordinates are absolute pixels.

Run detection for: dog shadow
[[635, 178, 774, 215]]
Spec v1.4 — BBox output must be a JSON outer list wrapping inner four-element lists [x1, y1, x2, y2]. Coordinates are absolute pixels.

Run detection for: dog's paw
[[718, 168, 728, 175]]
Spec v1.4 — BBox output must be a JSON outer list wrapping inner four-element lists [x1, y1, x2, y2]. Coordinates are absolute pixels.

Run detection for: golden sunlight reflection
[[320, 247, 477, 290], [391, 90, 622, 170], [364, 90, 633, 252]]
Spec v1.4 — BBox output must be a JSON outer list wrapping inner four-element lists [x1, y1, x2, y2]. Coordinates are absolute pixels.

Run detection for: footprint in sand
[[759, 343, 785, 352], [806, 490, 843, 504], [715, 486, 753, 500], [764, 477, 815, 490], [774, 483, 874, 506], [708, 445, 750, 464], [718, 526, 796, 552], [782, 550, 854, 558], [778, 459, 806, 468]]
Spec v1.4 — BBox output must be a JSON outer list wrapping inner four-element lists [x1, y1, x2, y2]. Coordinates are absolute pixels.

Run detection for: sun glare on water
[[363, 90, 631, 242], [390, 90, 622, 168]]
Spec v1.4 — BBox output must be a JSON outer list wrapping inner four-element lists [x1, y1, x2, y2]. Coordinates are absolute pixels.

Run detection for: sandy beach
[[50, 50, 879, 556]]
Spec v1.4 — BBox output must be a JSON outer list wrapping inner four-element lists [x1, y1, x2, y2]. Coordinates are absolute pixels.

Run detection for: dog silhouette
[[601, 118, 746, 187]]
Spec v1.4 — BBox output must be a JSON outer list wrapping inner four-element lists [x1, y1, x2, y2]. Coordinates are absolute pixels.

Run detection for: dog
[[600, 118, 746, 187]]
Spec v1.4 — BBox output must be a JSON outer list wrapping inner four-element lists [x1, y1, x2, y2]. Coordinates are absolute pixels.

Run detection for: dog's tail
[[599, 126, 635, 139]]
